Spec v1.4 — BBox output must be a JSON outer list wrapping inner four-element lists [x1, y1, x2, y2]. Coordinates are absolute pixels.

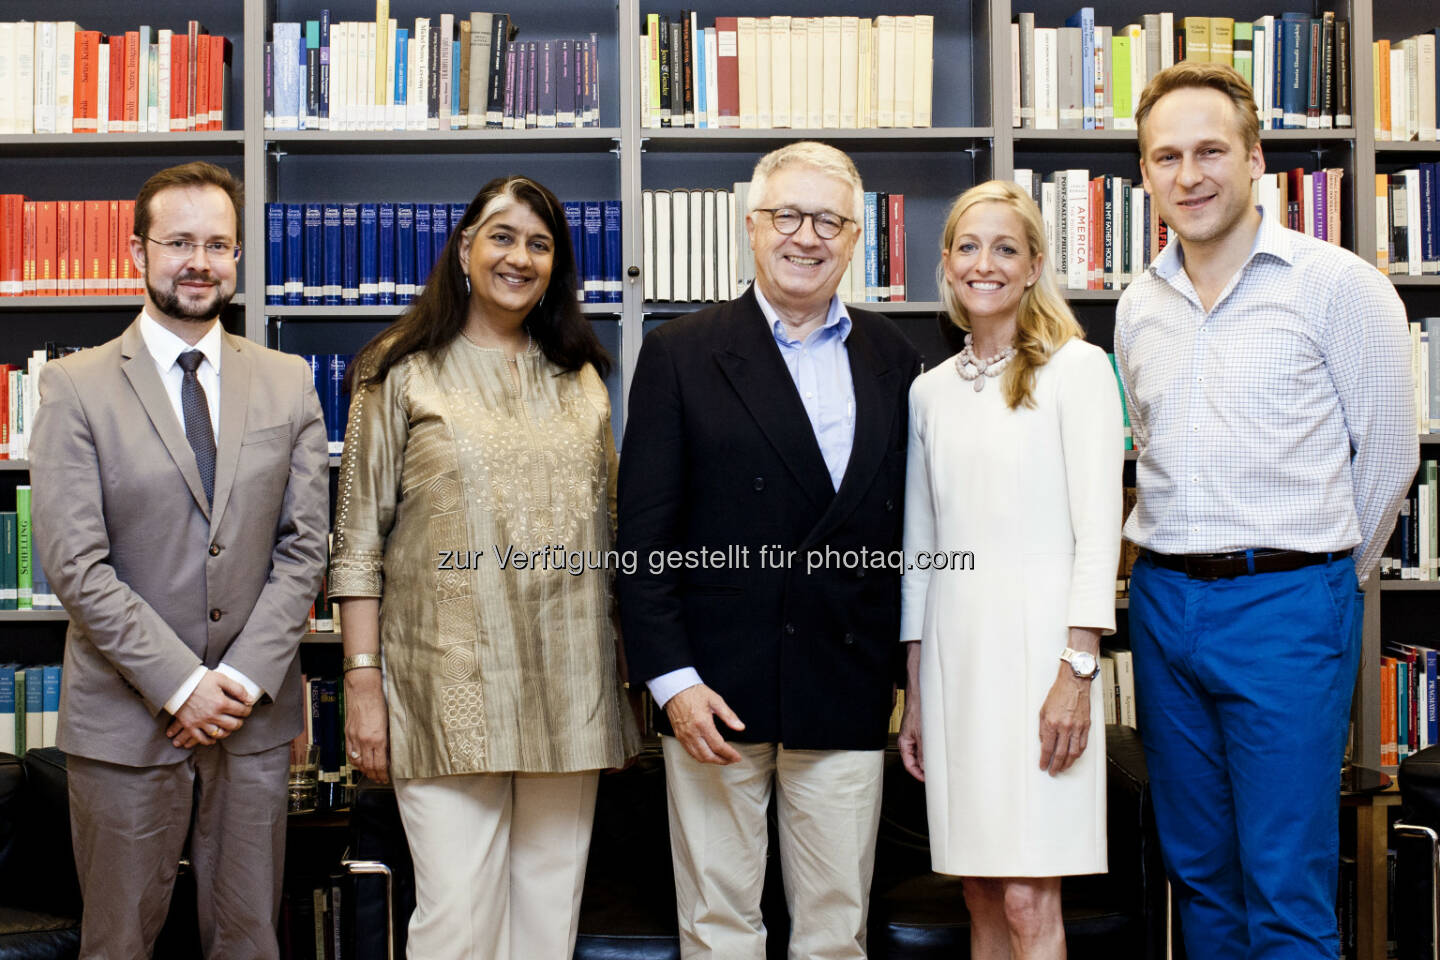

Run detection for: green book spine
[[15, 486, 31, 610], [1112, 36, 1133, 127], [1233, 22, 1254, 88], [1108, 354, 1133, 449], [13, 670, 25, 754]]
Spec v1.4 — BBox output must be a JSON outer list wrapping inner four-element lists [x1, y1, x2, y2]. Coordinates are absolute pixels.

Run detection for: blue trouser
[[1128, 552, 1362, 960]]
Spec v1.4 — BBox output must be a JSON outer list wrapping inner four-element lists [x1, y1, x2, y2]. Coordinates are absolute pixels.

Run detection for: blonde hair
[[936, 180, 1084, 411], [1135, 61, 1261, 154], [748, 141, 864, 222]]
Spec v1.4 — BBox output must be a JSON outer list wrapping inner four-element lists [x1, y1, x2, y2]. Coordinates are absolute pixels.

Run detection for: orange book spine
[[123, 30, 140, 131], [73, 31, 100, 133], [36, 202, 57, 296], [118, 201, 138, 295], [55, 201, 70, 294], [170, 34, 188, 130], [1089, 177, 1103, 290], [188, 22, 201, 133], [210, 35, 228, 130], [68, 201, 85, 297], [108, 36, 126, 133], [1381, 657, 1398, 766], [21, 203, 36, 296], [107, 200, 119, 294], [1378, 39, 1391, 139], [0, 195, 24, 296], [195, 35, 211, 133], [84, 201, 107, 295]]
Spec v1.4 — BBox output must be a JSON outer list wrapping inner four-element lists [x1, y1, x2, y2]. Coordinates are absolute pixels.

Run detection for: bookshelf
[[1, 0, 1434, 955]]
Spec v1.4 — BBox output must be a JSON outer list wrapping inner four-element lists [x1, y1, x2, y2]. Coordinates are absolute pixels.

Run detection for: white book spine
[[1408, 169, 1422, 276], [655, 190, 672, 301], [913, 15, 934, 128], [96, 40, 109, 134], [839, 16, 858, 129], [13, 22, 34, 134], [0, 24, 14, 135], [893, 16, 914, 127], [717, 190, 733, 301], [771, 16, 791, 129], [689, 191, 704, 301], [1067, 169, 1089, 291], [756, 18, 772, 129], [875, 16, 894, 127], [35, 21, 56, 134], [642, 191, 655, 301], [56, 21, 75, 133], [439, 13, 453, 130], [705, 29, 720, 129], [136, 26, 149, 132], [158, 30, 172, 133], [672, 191, 689, 301], [737, 17, 757, 129], [1035, 29, 1058, 130]]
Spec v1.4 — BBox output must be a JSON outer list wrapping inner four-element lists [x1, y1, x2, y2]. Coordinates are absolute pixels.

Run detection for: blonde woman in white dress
[[897, 180, 1123, 959]]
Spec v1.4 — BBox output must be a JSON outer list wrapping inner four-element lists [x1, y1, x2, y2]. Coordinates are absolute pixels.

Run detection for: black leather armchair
[[350, 724, 1167, 960], [0, 749, 81, 960]]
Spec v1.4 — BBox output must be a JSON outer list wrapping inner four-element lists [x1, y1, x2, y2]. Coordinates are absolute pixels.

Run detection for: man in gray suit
[[29, 161, 329, 959]]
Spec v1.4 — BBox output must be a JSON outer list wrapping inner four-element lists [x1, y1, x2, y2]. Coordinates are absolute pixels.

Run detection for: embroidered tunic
[[329, 338, 640, 779]]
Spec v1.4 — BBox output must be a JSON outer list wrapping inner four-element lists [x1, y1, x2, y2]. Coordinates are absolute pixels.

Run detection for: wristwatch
[[1060, 648, 1101, 680]]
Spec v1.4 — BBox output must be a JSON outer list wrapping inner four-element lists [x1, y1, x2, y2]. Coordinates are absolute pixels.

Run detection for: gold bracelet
[[342, 653, 382, 673]]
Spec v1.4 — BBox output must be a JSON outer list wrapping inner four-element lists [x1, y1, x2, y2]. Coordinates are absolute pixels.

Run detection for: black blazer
[[617, 288, 922, 750]]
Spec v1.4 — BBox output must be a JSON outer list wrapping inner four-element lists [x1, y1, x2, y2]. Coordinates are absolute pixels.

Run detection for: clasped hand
[[167, 670, 254, 748]]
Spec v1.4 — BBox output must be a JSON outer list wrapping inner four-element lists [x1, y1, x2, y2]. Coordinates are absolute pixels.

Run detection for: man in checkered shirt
[[1116, 61, 1415, 960]]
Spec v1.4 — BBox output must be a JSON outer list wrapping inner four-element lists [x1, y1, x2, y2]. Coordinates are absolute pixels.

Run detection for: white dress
[[900, 338, 1123, 877]]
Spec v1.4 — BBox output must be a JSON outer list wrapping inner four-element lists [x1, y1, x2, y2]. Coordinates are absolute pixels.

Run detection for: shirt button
[[209, 544, 221, 556], [209, 609, 222, 622], [805, 392, 813, 399], [885, 499, 895, 512], [753, 477, 765, 491], [842, 632, 855, 646], [785, 623, 796, 636]]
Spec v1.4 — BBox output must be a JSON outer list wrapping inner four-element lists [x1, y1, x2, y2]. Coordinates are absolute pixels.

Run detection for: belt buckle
[[1183, 553, 1233, 581]]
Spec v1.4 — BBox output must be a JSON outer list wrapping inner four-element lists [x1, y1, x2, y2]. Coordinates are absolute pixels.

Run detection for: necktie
[[177, 350, 216, 505]]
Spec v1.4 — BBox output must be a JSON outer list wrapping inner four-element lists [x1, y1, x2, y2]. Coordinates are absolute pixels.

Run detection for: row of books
[[639, 12, 935, 130], [1374, 32, 1440, 143], [0, 196, 141, 297], [1409, 320, 1440, 437], [1013, 9, 1352, 131], [264, 198, 623, 306], [1380, 640, 1438, 766], [1015, 169, 1162, 291], [641, 184, 908, 304], [1099, 650, 1138, 729], [301, 355, 352, 455], [1381, 461, 1440, 581], [0, 487, 57, 612], [267, 13, 601, 132], [3, 350, 64, 461], [280, 875, 350, 960], [1376, 166, 1440, 277], [0, 21, 230, 135], [0, 664, 60, 756]]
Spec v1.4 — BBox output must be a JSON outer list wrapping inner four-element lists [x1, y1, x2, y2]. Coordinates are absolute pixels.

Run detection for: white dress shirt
[[138, 312, 262, 714], [1115, 207, 1417, 585]]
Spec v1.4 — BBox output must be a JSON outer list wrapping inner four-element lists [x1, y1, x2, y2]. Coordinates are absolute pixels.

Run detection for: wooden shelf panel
[[266, 129, 622, 155], [1379, 580, 1440, 591], [642, 127, 994, 152], [0, 132, 245, 157], [0, 610, 68, 621], [0, 294, 247, 311]]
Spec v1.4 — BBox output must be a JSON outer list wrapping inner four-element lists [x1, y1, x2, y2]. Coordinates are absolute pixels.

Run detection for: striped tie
[[177, 350, 216, 505]]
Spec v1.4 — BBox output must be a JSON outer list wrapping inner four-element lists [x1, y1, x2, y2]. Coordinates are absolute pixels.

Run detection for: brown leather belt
[[1140, 548, 1352, 581]]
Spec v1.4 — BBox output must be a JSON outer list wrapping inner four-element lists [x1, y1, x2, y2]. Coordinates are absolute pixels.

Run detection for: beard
[[145, 265, 235, 323]]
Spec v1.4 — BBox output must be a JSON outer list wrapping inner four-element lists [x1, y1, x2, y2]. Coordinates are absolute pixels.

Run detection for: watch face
[[1068, 651, 1098, 677]]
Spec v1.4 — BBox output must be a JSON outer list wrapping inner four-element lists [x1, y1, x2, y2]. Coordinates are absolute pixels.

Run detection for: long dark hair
[[354, 176, 610, 389]]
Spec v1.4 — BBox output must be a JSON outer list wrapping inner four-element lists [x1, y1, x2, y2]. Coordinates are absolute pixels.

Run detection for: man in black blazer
[[618, 142, 921, 959]]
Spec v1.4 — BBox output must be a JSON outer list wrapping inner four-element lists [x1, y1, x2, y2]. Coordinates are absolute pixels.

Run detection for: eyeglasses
[[754, 208, 855, 241], [139, 235, 242, 261]]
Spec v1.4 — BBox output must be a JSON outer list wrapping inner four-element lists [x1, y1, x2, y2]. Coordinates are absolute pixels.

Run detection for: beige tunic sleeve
[[330, 358, 410, 599]]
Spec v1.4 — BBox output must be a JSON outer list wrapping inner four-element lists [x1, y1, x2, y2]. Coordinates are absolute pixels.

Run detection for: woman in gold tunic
[[329, 176, 640, 960]]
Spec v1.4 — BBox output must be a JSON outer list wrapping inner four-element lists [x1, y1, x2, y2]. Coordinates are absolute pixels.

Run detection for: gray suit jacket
[[29, 320, 330, 767]]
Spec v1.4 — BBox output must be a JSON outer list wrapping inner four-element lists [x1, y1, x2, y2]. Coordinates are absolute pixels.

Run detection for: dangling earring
[[464, 274, 471, 294]]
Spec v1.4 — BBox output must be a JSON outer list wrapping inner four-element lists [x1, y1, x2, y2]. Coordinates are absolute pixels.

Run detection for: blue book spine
[[1280, 13, 1309, 129], [23, 667, 41, 745], [449, 203, 467, 241], [452, 40, 463, 120], [563, 202, 583, 300], [265, 203, 285, 304], [1421, 163, 1437, 274], [341, 204, 359, 302], [378, 203, 396, 304], [414, 203, 432, 295], [394, 29, 408, 115], [360, 204, 379, 303], [322, 203, 342, 304], [0, 666, 13, 748], [284, 204, 304, 304], [301, 355, 327, 440], [603, 200, 622, 302], [273, 23, 301, 129], [395, 203, 416, 303], [302, 203, 324, 303], [298, 36, 308, 130], [1065, 8, 1095, 129], [0, 513, 15, 611], [1428, 648, 1439, 746], [864, 193, 878, 301], [588, 31, 599, 126], [695, 29, 707, 128], [319, 9, 331, 126], [326, 355, 350, 453], [582, 202, 603, 303], [431, 204, 449, 274], [41, 664, 59, 718]]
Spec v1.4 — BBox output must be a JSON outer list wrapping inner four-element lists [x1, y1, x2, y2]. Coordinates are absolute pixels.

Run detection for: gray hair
[[748, 142, 864, 222]]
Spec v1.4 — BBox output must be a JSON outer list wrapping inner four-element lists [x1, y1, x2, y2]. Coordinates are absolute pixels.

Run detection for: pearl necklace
[[953, 334, 1015, 393]]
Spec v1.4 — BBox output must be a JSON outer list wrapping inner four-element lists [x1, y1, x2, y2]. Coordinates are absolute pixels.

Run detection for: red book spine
[[54, 201, 70, 294], [118, 201, 138, 295], [1089, 177, 1102, 290], [195, 34, 211, 132], [0, 366, 12, 457], [68, 201, 85, 297], [74, 31, 100, 133], [0, 195, 24, 296], [123, 31, 140, 131], [1287, 168, 1304, 231], [888, 193, 906, 302], [21, 203, 36, 295], [170, 34, 188, 130], [209, 35, 228, 130], [715, 17, 739, 128], [107, 200, 119, 294], [108, 37, 125, 133], [36, 202, 57, 296], [188, 22, 201, 133], [84, 201, 107, 295]]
